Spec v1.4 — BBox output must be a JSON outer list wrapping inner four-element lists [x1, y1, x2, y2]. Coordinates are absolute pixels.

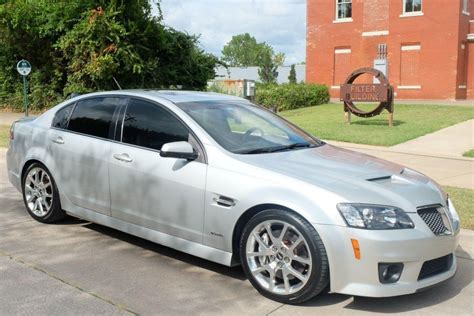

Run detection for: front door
[[109, 98, 207, 243]]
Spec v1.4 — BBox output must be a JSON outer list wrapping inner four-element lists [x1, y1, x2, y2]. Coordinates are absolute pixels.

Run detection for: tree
[[288, 64, 297, 84], [221, 33, 284, 68], [0, 0, 218, 110], [221, 33, 268, 67], [258, 51, 278, 84]]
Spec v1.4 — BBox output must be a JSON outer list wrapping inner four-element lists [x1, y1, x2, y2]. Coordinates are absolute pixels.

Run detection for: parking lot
[[0, 148, 472, 315]]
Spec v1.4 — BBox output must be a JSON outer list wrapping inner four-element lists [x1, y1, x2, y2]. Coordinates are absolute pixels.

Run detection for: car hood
[[236, 144, 446, 210]]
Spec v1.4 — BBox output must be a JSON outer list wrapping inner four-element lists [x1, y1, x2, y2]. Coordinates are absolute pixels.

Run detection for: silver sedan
[[6, 90, 460, 304]]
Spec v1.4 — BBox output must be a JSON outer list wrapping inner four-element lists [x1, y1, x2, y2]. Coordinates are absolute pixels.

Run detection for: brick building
[[306, 0, 474, 100]]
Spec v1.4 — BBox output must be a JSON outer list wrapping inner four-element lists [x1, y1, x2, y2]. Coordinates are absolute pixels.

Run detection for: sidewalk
[[328, 140, 473, 189], [0, 112, 24, 125], [330, 99, 474, 107], [391, 119, 474, 158]]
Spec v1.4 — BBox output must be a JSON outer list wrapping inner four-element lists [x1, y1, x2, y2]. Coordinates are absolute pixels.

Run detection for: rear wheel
[[240, 209, 329, 304], [22, 163, 65, 223]]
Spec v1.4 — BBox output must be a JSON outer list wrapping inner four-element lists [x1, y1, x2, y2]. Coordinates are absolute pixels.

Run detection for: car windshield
[[176, 100, 323, 154]]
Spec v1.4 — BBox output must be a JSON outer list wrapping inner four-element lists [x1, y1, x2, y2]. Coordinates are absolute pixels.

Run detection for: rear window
[[68, 97, 124, 139], [52, 103, 74, 129]]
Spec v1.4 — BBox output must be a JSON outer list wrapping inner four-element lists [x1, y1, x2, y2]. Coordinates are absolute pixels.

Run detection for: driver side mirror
[[160, 141, 198, 161]]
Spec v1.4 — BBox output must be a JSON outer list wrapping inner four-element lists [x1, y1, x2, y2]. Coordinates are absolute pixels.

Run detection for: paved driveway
[[0, 148, 473, 315]]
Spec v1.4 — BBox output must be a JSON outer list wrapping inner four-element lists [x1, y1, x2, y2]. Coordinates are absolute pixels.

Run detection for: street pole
[[22, 75, 29, 117], [16, 59, 32, 117]]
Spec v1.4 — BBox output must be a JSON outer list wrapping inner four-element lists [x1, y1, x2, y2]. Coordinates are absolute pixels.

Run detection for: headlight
[[337, 203, 415, 229], [447, 198, 460, 233]]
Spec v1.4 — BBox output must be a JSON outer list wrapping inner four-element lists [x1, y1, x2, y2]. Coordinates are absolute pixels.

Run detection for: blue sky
[[153, 0, 307, 65]]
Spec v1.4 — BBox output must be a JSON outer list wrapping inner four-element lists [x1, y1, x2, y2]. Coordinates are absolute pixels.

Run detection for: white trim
[[333, 18, 353, 23], [401, 44, 421, 51], [468, 34, 474, 41], [398, 85, 421, 90], [335, 48, 351, 54], [470, 20, 474, 23], [362, 30, 389, 37], [400, 12, 424, 18], [462, 11, 470, 16], [458, 85, 467, 89], [461, 44, 465, 49], [331, 85, 341, 89]]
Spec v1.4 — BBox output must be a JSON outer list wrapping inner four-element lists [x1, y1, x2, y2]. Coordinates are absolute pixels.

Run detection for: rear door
[[108, 98, 207, 243], [49, 97, 126, 215]]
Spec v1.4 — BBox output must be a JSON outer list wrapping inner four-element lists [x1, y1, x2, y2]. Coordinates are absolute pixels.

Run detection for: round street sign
[[16, 59, 32, 76]]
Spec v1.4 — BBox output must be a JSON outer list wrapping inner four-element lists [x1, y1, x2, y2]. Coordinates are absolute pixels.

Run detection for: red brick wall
[[307, 0, 474, 100]]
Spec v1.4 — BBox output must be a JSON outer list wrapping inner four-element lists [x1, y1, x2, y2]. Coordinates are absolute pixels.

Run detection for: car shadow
[[71, 220, 472, 312], [301, 256, 473, 313], [83, 222, 247, 281]]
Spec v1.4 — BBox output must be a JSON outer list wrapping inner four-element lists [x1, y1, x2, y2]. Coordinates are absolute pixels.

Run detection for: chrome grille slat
[[417, 207, 449, 235]]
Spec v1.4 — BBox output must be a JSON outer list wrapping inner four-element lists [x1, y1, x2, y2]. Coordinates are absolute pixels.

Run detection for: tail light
[[9, 122, 15, 140]]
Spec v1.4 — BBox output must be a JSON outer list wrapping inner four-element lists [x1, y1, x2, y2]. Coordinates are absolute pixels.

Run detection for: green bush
[[255, 83, 329, 111]]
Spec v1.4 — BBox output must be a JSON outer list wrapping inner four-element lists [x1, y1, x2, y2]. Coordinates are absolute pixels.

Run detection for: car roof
[[71, 90, 246, 104]]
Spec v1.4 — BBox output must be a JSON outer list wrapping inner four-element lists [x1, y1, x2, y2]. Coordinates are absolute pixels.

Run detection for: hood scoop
[[366, 175, 392, 183]]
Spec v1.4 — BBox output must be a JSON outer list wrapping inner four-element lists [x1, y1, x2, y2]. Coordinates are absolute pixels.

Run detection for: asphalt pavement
[[0, 148, 473, 315]]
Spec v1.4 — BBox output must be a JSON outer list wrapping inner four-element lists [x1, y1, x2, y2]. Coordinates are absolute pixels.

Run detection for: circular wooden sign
[[340, 67, 394, 118]]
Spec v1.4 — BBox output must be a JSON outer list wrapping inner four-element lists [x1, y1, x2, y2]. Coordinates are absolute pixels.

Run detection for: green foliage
[[463, 149, 474, 158], [281, 104, 474, 146], [0, 0, 218, 111], [256, 83, 329, 111], [288, 64, 297, 84], [221, 33, 285, 68], [258, 52, 279, 84]]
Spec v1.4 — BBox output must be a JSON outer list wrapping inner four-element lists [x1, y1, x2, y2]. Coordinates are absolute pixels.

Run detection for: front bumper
[[314, 221, 459, 297]]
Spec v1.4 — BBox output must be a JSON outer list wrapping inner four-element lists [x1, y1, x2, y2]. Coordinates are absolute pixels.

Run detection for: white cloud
[[152, 0, 306, 65]]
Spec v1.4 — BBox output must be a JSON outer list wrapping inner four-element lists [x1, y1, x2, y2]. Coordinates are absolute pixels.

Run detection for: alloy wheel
[[24, 167, 53, 217], [245, 220, 313, 295]]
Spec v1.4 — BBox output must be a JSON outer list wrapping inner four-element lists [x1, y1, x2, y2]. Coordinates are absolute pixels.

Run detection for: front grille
[[417, 206, 449, 235], [418, 254, 453, 280]]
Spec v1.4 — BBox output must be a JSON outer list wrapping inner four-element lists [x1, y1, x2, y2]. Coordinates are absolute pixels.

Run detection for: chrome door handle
[[113, 153, 133, 163], [52, 137, 64, 144]]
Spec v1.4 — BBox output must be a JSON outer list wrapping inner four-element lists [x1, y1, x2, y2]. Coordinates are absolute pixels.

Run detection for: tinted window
[[68, 98, 122, 139], [122, 99, 189, 151], [52, 103, 74, 129]]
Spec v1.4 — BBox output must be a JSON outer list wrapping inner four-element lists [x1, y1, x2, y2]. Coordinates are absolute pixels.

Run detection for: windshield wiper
[[240, 143, 313, 154]]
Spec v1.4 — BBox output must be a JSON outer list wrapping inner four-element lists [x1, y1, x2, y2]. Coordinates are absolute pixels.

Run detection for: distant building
[[307, 0, 473, 100], [214, 65, 306, 84]]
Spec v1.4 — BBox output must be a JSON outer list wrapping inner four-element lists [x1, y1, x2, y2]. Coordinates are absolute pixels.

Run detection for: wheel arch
[[231, 203, 305, 265]]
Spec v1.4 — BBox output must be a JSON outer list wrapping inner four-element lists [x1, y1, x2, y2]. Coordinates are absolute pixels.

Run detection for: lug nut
[[272, 246, 278, 252], [270, 255, 275, 261], [280, 247, 287, 253], [284, 257, 290, 263]]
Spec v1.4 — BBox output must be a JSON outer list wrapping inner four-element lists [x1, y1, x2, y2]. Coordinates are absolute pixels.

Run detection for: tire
[[22, 163, 65, 223], [240, 209, 329, 304]]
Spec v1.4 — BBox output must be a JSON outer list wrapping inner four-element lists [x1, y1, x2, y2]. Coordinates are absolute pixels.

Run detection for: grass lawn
[[281, 103, 474, 146], [0, 125, 9, 148], [444, 186, 474, 230], [463, 149, 474, 158]]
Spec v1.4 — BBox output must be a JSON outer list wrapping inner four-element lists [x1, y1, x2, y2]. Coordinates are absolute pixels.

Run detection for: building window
[[399, 44, 421, 89], [462, 0, 469, 14], [404, 0, 422, 14], [333, 47, 351, 87], [336, 0, 352, 20]]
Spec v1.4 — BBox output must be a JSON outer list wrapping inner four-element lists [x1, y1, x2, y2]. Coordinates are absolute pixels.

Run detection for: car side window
[[52, 103, 74, 129], [122, 99, 189, 151], [68, 97, 123, 139]]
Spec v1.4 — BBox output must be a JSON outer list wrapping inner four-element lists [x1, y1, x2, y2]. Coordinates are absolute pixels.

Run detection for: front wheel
[[240, 209, 329, 304]]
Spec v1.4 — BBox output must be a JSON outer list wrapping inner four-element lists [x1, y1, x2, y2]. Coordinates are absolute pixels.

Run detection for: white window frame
[[401, 0, 423, 17], [462, 0, 470, 15], [335, 0, 352, 22]]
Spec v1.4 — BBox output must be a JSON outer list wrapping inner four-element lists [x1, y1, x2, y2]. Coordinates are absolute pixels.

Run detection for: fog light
[[378, 263, 404, 284]]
